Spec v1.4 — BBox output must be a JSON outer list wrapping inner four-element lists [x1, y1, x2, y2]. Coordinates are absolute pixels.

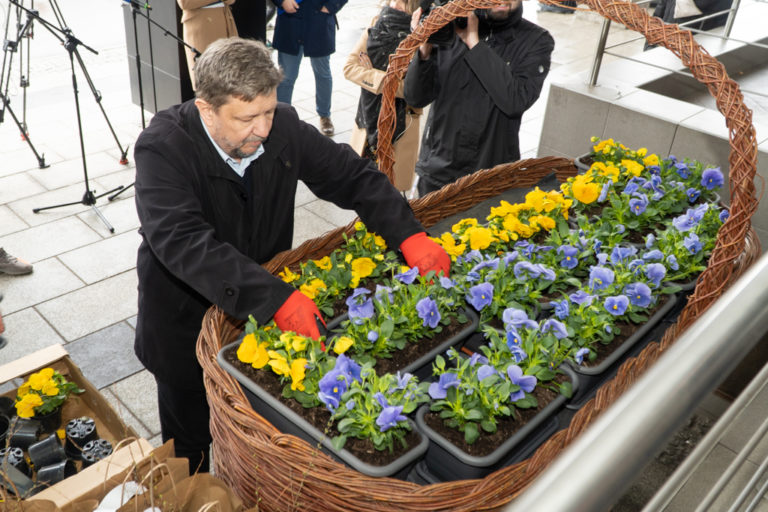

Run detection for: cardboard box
[[0, 344, 146, 504]]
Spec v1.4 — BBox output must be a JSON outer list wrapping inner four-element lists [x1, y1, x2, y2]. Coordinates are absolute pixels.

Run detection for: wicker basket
[[197, 0, 762, 509]]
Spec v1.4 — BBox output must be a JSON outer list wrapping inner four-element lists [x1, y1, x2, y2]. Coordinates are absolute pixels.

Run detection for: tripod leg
[[0, 95, 48, 169], [90, 204, 115, 234], [108, 182, 134, 202]]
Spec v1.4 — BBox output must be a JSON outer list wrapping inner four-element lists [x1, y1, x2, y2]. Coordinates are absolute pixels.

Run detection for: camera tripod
[[108, 0, 200, 202], [8, 0, 131, 233], [1, 0, 48, 168]]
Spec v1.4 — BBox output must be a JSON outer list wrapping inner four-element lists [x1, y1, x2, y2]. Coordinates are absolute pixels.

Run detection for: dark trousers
[[417, 174, 444, 197], [155, 377, 211, 474]]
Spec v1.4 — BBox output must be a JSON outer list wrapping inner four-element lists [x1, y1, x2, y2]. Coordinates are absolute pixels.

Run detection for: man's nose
[[252, 118, 271, 138]]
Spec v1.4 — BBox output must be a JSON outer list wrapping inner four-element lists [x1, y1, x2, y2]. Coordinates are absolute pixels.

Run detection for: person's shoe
[[320, 117, 334, 137], [0, 248, 33, 275]]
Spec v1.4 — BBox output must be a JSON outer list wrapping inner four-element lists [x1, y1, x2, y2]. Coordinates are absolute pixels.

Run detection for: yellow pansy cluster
[[15, 367, 80, 418], [238, 329, 311, 392], [589, 136, 660, 175]]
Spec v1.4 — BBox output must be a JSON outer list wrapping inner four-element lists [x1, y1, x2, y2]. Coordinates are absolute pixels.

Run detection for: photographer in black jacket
[[404, 0, 554, 196]]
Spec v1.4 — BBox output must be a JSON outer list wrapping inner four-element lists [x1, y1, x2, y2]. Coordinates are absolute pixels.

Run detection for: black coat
[[133, 101, 423, 389], [271, 0, 347, 57], [404, 8, 553, 189]]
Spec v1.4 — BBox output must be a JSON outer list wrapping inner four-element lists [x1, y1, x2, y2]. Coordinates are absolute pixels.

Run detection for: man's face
[[196, 91, 277, 160], [488, 0, 521, 19]]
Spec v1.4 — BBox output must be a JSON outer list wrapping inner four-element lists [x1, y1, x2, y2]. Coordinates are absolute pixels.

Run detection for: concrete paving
[[0, 0, 761, 506]]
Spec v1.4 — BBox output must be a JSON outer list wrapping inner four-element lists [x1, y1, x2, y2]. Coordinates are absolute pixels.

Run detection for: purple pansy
[[514, 261, 541, 279], [629, 193, 649, 216], [375, 285, 393, 304], [502, 308, 538, 330], [674, 161, 690, 179], [589, 266, 615, 291], [646, 262, 667, 286], [466, 282, 494, 311], [569, 290, 596, 307], [624, 282, 652, 308], [477, 365, 497, 381], [505, 327, 522, 348], [346, 288, 374, 319], [574, 347, 590, 365], [684, 233, 702, 254], [611, 246, 638, 265], [666, 254, 679, 271], [687, 187, 701, 203], [642, 249, 664, 261], [541, 318, 569, 339], [604, 295, 630, 316], [507, 365, 537, 402], [394, 266, 419, 284], [416, 297, 441, 328], [509, 344, 528, 363], [550, 299, 570, 320], [428, 372, 459, 399], [701, 167, 724, 190]]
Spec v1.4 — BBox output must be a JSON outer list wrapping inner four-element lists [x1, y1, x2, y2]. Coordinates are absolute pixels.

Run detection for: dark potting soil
[[582, 293, 670, 369], [423, 374, 567, 458]]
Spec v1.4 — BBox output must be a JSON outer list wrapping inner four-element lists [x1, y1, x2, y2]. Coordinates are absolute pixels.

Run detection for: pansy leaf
[[402, 401, 418, 414], [559, 381, 573, 398], [440, 409, 456, 419], [434, 355, 446, 371], [380, 318, 395, 338], [464, 423, 480, 445], [337, 417, 357, 433], [332, 435, 348, 451], [481, 420, 497, 434], [661, 285, 682, 294], [465, 409, 483, 421], [515, 396, 537, 409]]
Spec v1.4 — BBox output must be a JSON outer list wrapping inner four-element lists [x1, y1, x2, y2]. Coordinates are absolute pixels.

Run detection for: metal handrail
[[506, 251, 768, 512]]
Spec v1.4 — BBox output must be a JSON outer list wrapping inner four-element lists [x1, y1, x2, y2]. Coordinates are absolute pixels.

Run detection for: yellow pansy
[[28, 368, 55, 391], [344, 253, 353, 263], [466, 226, 494, 250], [643, 153, 660, 167], [622, 159, 644, 177], [530, 215, 556, 230], [451, 218, 477, 233], [438, 233, 466, 259], [333, 336, 354, 355], [373, 234, 386, 249], [289, 359, 307, 391], [279, 267, 299, 283], [268, 352, 290, 376], [524, 188, 547, 212], [637, 147, 648, 157], [354, 221, 366, 231], [351, 258, 376, 279], [374, 254, 384, 261], [17, 383, 30, 397], [314, 256, 332, 271], [15, 393, 43, 418], [300, 278, 326, 300], [492, 227, 510, 243], [593, 138, 615, 154], [42, 380, 59, 397], [290, 335, 307, 352], [572, 176, 600, 204]]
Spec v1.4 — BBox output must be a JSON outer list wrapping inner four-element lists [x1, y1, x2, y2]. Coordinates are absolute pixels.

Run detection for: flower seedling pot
[[565, 293, 678, 408], [0, 415, 9, 446], [0, 396, 14, 418], [81, 439, 114, 468], [217, 347, 428, 479], [415, 365, 578, 482], [28, 433, 67, 469], [0, 446, 31, 477], [574, 153, 592, 174], [65, 416, 98, 459], [36, 459, 77, 486], [35, 406, 63, 435], [7, 417, 41, 450]]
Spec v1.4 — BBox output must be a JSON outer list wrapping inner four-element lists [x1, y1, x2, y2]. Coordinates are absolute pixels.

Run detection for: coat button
[[226, 288, 235, 296]]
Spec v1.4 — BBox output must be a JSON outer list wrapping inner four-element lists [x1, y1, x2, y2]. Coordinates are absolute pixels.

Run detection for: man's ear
[[195, 98, 214, 126]]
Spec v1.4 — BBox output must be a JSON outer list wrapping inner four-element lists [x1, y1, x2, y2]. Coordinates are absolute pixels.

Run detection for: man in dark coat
[[271, 0, 347, 136], [133, 38, 449, 473], [404, 0, 554, 197]]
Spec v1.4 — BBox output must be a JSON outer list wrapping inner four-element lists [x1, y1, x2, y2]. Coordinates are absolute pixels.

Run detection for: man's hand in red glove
[[399, 232, 451, 277], [273, 290, 326, 340]]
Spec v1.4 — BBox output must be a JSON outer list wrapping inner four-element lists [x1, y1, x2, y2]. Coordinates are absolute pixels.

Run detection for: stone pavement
[[0, 0, 724, 465]]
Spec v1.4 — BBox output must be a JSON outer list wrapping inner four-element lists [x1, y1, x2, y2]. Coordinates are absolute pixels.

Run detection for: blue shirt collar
[[200, 116, 264, 177]]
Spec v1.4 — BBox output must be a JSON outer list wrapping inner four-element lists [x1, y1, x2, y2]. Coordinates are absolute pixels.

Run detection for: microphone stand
[[10, 0, 128, 233], [108, 0, 200, 201]]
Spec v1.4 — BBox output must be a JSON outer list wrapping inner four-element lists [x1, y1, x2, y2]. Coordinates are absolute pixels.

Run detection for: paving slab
[[65, 321, 144, 389]]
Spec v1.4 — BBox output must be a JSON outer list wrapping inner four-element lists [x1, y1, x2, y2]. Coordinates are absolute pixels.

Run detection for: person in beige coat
[[177, 0, 238, 89], [343, 0, 422, 194]]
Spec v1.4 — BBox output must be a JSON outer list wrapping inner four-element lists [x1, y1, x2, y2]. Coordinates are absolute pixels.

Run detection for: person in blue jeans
[[272, 0, 347, 136]]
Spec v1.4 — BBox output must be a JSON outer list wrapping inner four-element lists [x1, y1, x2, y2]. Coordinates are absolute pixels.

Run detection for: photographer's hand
[[281, 0, 299, 14], [411, 8, 433, 60], [455, 11, 479, 49]]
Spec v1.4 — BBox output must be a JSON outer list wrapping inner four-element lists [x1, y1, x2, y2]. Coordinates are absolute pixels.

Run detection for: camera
[[419, 0, 467, 46]]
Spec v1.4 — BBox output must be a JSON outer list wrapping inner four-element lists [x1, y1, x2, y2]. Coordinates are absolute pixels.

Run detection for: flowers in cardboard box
[[15, 367, 83, 418]]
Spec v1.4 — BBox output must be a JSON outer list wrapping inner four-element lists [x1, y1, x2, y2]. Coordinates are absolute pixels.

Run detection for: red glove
[[399, 232, 451, 277], [273, 290, 326, 340]]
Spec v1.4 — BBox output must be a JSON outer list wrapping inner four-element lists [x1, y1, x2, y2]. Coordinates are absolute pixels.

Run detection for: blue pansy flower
[[375, 285, 393, 304], [628, 258, 645, 273], [666, 254, 679, 271], [719, 209, 729, 223], [376, 404, 407, 432], [509, 345, 527, 363], [701, 167, 724, 190], [674, 161, 690, 179], [469, 352, 489, 366], [645, 263, 667, 287], [394, 372, 413, 391], [346, 288, 374, 319], [536, 264, 556, 281], [604, 295, 629, 316], [346, 399, 355, 411], [477, 365, 497, 381], [629, 193, 649, 216], [335, 354, 362, 382], [507, 365, 537, 402], [428, 372, 459, 399], [439, 276, 456, 289], [541, 318, 568, 339], [589, 266, 615, 291], [616, 224, 626, 234], [318, 369, 350, 411], [472, 258, 499, 273], [502, 308, 538, 330], [502, 251, 519, 266], [514, 261, 541, 279], [466, 271, 481, 282], [550, 299, 570, 320], [466, 282, 494, 311], [683, 233, 702, 254], [506, 327, 522, 348], [416, 297, 441, 328], [642, 249, 664, 261], [575, 347, 590, 365], [569, 290, 596, 307], [367, 330, 379, 343], [645, 233, 656, 249], [624, 282, 652, 308], [611, 246, 638, 265], [598, 181, 612, 202], [394, 266, 419, 284], [686, 188, 701, 203], [648, 165, 661, 175]]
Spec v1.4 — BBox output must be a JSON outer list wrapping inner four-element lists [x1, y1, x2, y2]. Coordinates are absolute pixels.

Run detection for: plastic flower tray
[[216, 344, 428, 479], [414, 364, 579, 482]]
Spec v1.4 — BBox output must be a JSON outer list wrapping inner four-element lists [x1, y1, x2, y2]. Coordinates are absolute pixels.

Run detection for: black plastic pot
[[7, 416, 41, 450], [65, 416, 98, 459], [415, 364, 578, 482], [28, 433, 67, 468], [35, 406, 63, 435], [565, 293, 678, 408], [0, 446, 31, 477], [0, 396, 14, 418], [36, 459, 77, 486], [0, 414, 9, 447], [217, 348, 428, 479], [81, 439, 114, 468]]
